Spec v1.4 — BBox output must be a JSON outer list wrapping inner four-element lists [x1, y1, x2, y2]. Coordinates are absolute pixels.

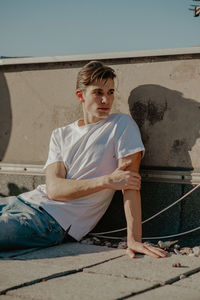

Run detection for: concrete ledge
[[0, 47, 200, 66], [0, 164, 45, 175]]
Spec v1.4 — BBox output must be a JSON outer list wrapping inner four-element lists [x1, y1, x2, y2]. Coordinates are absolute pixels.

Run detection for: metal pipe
[[0, 163, 199, 184]]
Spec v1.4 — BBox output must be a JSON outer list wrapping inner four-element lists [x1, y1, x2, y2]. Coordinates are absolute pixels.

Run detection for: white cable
[[91, 234, 124, 240], [91, 183, 200, 236], [142, 183, 200, 225], [90, 225, 200, 241], [142, 226, 200, 240], [91, 227, 127, 235]]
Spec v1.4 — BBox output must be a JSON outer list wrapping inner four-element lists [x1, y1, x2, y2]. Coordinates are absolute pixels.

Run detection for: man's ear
[[76, 90, 84, 103]]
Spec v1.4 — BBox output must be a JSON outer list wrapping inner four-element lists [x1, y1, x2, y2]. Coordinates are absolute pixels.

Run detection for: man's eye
[[95, 91, 102, 95], [109, 90, 114, 95]]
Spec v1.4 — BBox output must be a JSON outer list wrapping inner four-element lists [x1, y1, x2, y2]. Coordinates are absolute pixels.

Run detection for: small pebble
[[145, 241, 155, 247], [192, 246, 200, 257], [104, 241, 112, 247], [80, 238, 93, 245], [83, 236, 200, 259], [180, 274, 186, 279], [188, 253, 196, 257], [172, 262, 181, 267], [174, 244, 180, 250], [158, 240, 178, 250], [93, 237, 101, 245], [174, 248, 181, 255], [120, 274, 128, 278], [180, 247, 192, 255], [118, 241, 127, 249]]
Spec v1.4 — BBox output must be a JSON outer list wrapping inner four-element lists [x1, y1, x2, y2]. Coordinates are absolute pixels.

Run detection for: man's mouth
[[98, 108, 110, 111]]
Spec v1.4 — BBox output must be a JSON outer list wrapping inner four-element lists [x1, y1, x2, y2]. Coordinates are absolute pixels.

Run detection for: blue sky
[[0, 0, 199, 57]]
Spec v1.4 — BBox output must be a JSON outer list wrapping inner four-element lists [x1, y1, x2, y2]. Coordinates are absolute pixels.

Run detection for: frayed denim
[[0, 196, 66, 251]]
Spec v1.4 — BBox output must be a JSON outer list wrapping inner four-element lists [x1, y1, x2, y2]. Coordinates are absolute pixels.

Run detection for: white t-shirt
[[20, 113, 145, 241]]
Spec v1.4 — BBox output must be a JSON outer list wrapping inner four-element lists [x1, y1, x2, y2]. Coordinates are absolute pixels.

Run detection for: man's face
[[81, 78, 115, 124]]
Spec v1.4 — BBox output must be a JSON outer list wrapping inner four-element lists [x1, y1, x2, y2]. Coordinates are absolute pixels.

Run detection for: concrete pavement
[[1, 243, 200, 300]]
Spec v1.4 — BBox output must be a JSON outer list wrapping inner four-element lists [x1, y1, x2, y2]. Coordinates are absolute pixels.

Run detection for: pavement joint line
[[114, 266, 200, 300], [83, 269, 155, 282], [0, 253, 125, 295]]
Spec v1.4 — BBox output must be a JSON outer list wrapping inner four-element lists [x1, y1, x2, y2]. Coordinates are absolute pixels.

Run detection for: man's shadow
[[128, 84, 200, 170], [128, 85, 200, 246], [0, 183, 29, 198]]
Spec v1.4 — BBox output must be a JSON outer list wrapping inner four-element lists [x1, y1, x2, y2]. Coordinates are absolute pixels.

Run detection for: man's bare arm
[[118, 153, 167, 259], [45, 161, 141, 201]]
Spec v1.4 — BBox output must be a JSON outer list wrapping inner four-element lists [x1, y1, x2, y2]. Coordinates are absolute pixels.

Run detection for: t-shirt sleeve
[[115, 114, 145, 160], [43, 129, 63, 169]]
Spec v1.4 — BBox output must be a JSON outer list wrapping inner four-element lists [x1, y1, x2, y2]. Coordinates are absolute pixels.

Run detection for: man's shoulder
[[110, 113, 135, 125], [110, 113, 140, 137], [52, 121, 76, 136]]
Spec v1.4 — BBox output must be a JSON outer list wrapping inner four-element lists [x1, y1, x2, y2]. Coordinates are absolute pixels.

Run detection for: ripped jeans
[[0, 196, 66, 251]]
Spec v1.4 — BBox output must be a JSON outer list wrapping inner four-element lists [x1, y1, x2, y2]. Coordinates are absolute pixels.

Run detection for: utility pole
[[189, 0, 200, 17], [194, 5, 200, 16]]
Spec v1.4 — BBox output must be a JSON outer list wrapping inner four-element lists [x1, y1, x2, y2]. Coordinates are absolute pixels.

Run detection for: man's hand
[[106, 161, 141, 191], [126, 240, 168, 259]]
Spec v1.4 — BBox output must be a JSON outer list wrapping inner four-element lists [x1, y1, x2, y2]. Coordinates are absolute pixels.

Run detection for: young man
[[0, 61, 166, 258]]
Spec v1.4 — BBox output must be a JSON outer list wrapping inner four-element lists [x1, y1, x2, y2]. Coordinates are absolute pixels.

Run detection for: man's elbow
[[46, 181, 73, 201], [46, 184, 57, 200], [46, 180, 62, 201]]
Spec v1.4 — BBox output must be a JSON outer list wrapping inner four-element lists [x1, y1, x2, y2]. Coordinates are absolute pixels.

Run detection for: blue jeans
[[0, 196, 67, 251]]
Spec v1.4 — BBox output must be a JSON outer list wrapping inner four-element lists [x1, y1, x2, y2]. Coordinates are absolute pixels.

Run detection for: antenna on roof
[[189, 0, 200, 16], [194, 5, 200, 16]]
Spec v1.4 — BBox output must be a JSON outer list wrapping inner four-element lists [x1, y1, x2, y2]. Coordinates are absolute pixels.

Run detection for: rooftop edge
[[0, 47, 200, 66]]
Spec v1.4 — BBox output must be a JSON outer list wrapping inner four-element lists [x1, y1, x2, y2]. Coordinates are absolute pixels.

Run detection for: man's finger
[[127, 246, 159, 258], [126, 248, 135, 259], [143, 248, 160, 258], [145, 245, 168, 257], [143, 245, 167, 258]]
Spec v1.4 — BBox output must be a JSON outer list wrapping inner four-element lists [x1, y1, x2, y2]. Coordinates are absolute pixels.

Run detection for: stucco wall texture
[[0, 49, 200, 171]]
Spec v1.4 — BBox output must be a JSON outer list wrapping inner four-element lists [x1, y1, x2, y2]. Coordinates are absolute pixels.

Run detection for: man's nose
[[101, 96, 108, 104]]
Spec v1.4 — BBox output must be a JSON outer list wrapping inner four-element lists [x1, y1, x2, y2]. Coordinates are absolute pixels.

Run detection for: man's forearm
[[47, 176, 109, 201], [123, 189, 142, 243], [46, 159, 141, 202]]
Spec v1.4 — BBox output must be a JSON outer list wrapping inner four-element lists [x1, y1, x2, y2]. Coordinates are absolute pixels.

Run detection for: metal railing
[[0, 163, 200, 184]]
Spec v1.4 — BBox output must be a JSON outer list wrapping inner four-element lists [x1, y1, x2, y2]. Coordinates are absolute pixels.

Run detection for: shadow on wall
[[0, 183, 29, 198], [128, 85, 200, 170], [0, 73, 12, 162]]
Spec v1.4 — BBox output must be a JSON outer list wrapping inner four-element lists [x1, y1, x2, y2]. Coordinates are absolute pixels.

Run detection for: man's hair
[[76, 61, 116, 90]]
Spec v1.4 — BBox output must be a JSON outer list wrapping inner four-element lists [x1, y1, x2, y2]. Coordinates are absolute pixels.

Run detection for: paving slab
[[173, 271, 200, 291], [0, 296, 22, 300], [0, 243, 124, 292], [128, 285, 200, 300], [83, 253, 200, 284], [7, 272, 154, 300]]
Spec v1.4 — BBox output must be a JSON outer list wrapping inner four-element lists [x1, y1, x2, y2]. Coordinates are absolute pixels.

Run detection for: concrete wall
[[0, 47, 200, 170]]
